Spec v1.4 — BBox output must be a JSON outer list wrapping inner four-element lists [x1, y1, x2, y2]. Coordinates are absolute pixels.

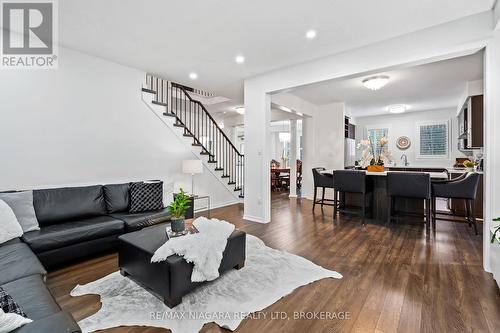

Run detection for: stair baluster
[[144, 74, 244, 197]]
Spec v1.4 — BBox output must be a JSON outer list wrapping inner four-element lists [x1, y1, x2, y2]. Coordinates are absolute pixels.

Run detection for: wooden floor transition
[[47, 192, 500, 333]]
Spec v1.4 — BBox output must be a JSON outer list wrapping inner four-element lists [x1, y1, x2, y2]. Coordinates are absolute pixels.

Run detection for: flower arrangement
[[357, 136, 392, 169]]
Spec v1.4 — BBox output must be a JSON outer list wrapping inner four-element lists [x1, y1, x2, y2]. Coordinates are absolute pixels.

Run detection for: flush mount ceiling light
[[305, 30, 317, 39], [189, 72, 198, 80], [387, 104, 407, 114], [235, 106, 245, 114], [235, 55, 245, 64], [362, 75, 389, 91]]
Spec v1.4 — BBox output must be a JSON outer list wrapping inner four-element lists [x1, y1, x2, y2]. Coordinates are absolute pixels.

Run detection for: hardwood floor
[[47, 192, 500, 333]]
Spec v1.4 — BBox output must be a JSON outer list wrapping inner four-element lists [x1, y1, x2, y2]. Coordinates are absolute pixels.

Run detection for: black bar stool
[[312, 167, 334, 212], [333, 170, 371, 224], [387, 172, 431, 228], [431, 172, 481, 234]]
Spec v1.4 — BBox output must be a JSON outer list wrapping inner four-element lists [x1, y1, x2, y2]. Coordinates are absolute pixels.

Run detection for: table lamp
[[182, 160, 203, 195]]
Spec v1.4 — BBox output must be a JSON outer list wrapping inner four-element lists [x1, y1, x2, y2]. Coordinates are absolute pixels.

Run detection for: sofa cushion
[[111, 208, 171, 232], [0, 191, 39, 232], [0, 243, 46, 285], [13, 311, 81, 333], [129, 181, 163, 213], [22, 216, 125, 253], [1, 238, 21, 246], [1, 275, 60, 321], [103, 183, 130, 213], [0, 199, 23, 245], [33, 185, 107, 226]]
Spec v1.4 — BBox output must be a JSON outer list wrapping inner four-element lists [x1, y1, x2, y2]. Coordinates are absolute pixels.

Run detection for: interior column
[[289, 119, 297, 198]]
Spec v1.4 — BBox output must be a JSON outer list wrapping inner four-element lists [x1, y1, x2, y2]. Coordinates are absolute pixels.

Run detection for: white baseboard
[[194, 199, 241, 215], [243, 214, 269, 224]]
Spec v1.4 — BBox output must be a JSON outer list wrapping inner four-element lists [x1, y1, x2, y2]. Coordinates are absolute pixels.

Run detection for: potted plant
[[491, 217, 500, 244], [357, 136, 392, 172], [463, 159, 476, 172], [168, 188, 191, 233]]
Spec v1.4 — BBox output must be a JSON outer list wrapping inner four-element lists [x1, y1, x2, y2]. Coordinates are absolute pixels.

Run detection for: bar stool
[[333, 170, 371, 224], [431, 172, 480, 234], [387, 172, 431, 228], [312, 167, 334, 212]]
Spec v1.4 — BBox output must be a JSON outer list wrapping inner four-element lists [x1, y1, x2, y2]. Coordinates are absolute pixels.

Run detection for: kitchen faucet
[[401, 154, 409, 166]]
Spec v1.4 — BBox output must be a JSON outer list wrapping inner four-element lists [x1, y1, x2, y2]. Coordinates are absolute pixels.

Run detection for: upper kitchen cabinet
[[458, 94, 483, 151]]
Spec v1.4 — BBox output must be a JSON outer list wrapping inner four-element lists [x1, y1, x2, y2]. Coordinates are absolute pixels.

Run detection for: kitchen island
[[321, 168, 448, 222]]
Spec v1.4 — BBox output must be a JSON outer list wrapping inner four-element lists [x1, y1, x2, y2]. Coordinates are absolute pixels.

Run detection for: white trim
[[242, 214, 268, 224], [415, 119, 450, 159]]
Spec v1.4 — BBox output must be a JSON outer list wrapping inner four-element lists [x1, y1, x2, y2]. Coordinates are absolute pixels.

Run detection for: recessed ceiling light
[[305, 30, 317, 39], [218, 122, 225, 129], [235, 106, 245, 114], [387, 104, 407, 114], [362, 75, 389, 91], [235, 55, 245, 64], [189, 72, 198, 80]]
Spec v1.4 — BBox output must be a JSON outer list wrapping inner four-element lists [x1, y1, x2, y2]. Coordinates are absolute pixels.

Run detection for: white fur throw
[[151, 217, 235, 282]]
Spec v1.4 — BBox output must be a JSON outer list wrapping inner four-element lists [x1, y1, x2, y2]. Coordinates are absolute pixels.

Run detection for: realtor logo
[[1, 0, 58, 68]]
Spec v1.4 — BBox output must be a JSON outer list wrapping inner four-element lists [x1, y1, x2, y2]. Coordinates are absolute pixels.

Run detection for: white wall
[[312, 103, 346, 170], [297, 102, 345, 201], [354, 108, 468, 167], [485, 30, 500, 281], [0, 46, 237, 209]]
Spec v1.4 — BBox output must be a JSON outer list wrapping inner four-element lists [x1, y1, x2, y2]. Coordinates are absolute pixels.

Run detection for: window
[[367, 127, 389, 152], [417, 121, 449, 158]]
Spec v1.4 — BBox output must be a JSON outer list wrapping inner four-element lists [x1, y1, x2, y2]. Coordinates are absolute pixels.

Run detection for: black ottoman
[[118, 222, 246, 308]]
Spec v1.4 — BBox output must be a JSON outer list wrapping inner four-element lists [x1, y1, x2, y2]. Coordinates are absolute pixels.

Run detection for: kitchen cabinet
[[458, 95, 483, 150], [344, 117, 355, 139]]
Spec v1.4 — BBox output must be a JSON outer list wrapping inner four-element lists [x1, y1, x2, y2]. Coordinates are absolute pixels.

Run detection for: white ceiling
[[59, 0, 493, 108], [290, 51, 484, 117]]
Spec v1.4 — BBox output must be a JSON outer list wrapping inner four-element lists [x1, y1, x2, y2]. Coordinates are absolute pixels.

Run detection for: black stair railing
[[145, 74, 244, 197]]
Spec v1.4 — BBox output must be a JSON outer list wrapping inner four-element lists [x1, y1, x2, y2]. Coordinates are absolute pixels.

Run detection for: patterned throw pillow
[[0, 287, 27, 318], [129, 181, 163, 213]]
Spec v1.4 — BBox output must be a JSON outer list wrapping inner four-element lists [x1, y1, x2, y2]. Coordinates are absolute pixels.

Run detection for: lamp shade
[[182, 160, 203, 174]]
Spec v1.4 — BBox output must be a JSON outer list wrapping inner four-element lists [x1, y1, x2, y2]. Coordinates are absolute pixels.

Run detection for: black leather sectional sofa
[[0, 238, 80, 332], [1, 182, 184, 332]]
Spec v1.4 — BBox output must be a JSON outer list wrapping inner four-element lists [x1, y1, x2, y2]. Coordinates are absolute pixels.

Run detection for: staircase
[[141, 74, 244, 198]]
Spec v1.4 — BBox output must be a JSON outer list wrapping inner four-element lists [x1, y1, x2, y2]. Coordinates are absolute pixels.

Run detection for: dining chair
[[297, 160, 303, 189], [387, 172, 431, 229], [431, 172, 481, 234], [312, 167, 334, 212], [333, 170, 371, 224]]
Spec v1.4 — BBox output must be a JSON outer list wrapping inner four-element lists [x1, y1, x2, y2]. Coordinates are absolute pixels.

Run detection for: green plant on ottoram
[[492, 217, 500, 244], [168, 188, 191, 219]]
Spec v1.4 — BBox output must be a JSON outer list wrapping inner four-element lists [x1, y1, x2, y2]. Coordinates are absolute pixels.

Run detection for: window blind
[[419, 123, 448, 156]]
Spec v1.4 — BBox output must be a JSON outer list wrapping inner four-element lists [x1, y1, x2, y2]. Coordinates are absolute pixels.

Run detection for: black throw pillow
[[0, 287, 27, 317], [129, 181, 163, 213]]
